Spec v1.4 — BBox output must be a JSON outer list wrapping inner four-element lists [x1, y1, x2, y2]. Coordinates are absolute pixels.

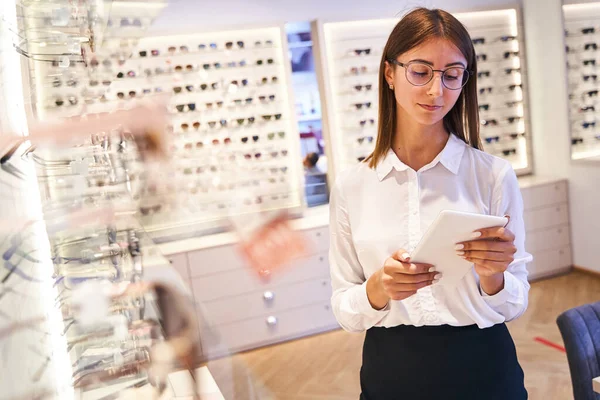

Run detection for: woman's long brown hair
[[366, 7, 482, 169]]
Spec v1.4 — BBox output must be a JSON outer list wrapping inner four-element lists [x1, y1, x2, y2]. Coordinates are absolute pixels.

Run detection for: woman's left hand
[[455, 225, 516, 279]]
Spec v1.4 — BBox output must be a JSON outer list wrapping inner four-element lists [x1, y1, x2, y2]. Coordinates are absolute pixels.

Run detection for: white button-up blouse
[[329, 134, 532, 332]]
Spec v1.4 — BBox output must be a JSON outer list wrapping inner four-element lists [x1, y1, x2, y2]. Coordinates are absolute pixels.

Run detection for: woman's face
[[385, 38, 468, 127]]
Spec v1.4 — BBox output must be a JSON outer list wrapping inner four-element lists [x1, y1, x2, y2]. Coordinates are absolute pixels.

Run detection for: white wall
[[148, 0, 600, 273]]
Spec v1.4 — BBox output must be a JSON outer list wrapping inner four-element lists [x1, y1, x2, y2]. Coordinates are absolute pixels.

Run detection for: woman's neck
[[392, 109, 450, 172]]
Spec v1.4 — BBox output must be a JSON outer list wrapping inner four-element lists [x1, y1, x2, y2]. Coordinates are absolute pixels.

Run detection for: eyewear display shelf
[[563, 2, 600, 161], [28, 25, 305, 243], [312, 8, 533, 176]]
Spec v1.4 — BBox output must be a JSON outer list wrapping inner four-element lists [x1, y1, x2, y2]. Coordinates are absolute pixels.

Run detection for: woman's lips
[[418, 104, 442, 111]]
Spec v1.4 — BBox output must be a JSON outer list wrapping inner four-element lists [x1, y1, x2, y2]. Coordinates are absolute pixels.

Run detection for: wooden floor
[[207, 271, 600, 400]]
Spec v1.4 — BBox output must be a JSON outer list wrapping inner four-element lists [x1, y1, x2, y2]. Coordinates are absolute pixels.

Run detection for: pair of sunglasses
[[198, 43, 218, 50], [351, 49, 371, 56], [360, 119, 375, 126], [181, 122, 201, 131], [55, 97, 78, 107], [260, 76, 279, 84], [233, 98, 254, 105], [139, 49, 161, 57], [582, 121, 596, 128], [89, 79, 112, 87], [176, 103, 196, 112], [231, 79, 249, 87], [241, 135, 260, 143], [200, 82, 220, 91], [168, 45, 189, 53], [254, 40, 274, 47], [226, 60, 247, 68], [267, 131, 286, 139], [173, 85, 195, 94], [353, 102, 372, 110], [357, 136, 374, 144], [350, 66, 368, 75], [210, 138, 233, 145], [205, 101, 225, 109], [176, 64, 195, 72], [485, 136, 500, 144], [183, 141, 205, 150], [144, 67, 166, 76], [52, 78, 77, 87], [207, 120, 229, 128], [481, 119, 498, 126], [202, 63, 222, 70], [235, 117, 256, 125], [226, 41, 245, 49], [262, 114, 282, 121], [256, 58, 274, 65], [353, 84, 373, 91], [117, 91, 137, 99], [259, 94, 276, 102], [502, 148, 517, 156], [116, 71, 136, 78]]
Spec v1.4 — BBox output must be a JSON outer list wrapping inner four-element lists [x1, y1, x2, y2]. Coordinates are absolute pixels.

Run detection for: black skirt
[[359, 323, 527, 400]]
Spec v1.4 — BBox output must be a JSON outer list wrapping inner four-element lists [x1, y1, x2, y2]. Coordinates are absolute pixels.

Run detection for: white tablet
[[410, 210, 508, 288]]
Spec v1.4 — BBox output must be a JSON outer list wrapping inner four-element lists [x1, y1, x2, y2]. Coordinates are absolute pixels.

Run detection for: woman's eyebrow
[[409, 58, 466, 68]]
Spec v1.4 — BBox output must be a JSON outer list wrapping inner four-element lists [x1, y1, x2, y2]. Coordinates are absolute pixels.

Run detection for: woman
[[329, 8, 532, 400]]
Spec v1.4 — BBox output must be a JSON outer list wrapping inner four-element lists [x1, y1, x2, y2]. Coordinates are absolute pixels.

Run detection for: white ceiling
[[147, 0, 518, 35]]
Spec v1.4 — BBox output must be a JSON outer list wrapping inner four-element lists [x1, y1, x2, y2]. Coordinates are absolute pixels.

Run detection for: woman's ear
[[384, 60, 394, 87]]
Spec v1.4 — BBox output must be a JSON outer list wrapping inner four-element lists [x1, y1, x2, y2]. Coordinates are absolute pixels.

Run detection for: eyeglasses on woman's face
[[387, 58, 471, 90]]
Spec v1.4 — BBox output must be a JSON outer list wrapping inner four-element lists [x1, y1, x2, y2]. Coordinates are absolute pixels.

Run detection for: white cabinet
[[520, 179, 572, 280]]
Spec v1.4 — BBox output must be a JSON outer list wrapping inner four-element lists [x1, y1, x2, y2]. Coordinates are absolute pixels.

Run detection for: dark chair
[[556, 301, 600, 400]]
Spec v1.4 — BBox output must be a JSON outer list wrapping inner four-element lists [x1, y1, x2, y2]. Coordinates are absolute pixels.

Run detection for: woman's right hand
[[366, 249, 441, 310]]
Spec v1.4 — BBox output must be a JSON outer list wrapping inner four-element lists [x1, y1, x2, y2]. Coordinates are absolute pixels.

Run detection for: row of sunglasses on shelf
[[471, 35, 519, 45], [476, 68, 522, 78], [351, 132, 525, 145], [481, 116, 523, 127], [47, 87, 280, 108], [171, 119, 286, 134], [565, 42, 600, 54], [570, 89, 600, 99], [47, 75, 279, 92], [113, 58, 276, 78], [475, 51, 520, 63], [171, 95, 278, 110], [565, 27, 600, 37], [136, 40, 275, 57], [168, 116, 283, 131], [174, 132, 287, 149], [171, 107, 283, 121], [571, 136, 600, 145]]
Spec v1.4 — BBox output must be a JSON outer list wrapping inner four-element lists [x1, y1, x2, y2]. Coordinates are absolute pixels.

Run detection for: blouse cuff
[[480, 271, 524, 308]]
